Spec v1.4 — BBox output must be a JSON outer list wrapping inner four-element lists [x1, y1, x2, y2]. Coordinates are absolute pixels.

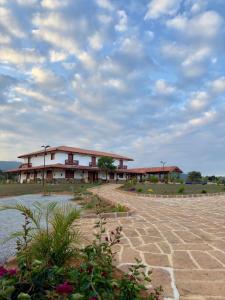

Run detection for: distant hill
[[0, 161, 21, 171]]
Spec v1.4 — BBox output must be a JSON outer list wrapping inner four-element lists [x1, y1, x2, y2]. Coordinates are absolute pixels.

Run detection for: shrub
[[178, 187, 185, 194], [149, 176, 159, 183], [137, 188, 143, 193], [112, 204, 127, 212], [201, 189, 207, 194], [0, 204, 162, 300], [148, 188, 154, 193], [0, 202, 80, 267]]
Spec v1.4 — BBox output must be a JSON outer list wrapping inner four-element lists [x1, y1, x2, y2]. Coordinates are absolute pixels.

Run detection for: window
[[119, 173, 123, 178], [51, 153, 55, 160]]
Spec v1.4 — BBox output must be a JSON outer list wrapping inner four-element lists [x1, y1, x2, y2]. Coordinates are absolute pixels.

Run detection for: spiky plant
[[0, 201, 80, 267]]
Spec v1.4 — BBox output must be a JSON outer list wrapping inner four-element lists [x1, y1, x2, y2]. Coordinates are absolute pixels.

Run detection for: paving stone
[[191, 251, 223, 269], [136, 243, 161, 253], [177, 281, 225, 297], [144, 253, 170, 267], [151, 268, 174, 298], [87, 184, 225, 299], [172, 243, 213, 251], [208, 250, 225, 265], [175, 270, 225, 281], [157, 241, 171, 254], [172, 251, 198, 269], [121, 246, 141, 264]]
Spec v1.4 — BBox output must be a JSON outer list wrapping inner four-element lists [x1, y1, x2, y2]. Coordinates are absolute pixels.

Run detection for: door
[[109, 172, 114, 180], [88, 172, 94, 182], [65, 170, 74, 179], [47, 170, 53, 180]]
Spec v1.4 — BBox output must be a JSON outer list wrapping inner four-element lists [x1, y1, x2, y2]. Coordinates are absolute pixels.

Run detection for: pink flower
[[8, 268, 17, 276], [55, 282, 73, 295], [0, 266, 7, 277]]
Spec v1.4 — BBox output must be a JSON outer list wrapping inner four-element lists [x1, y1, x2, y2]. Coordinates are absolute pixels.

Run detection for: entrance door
[[46, 170, 53, 180], [109, 172, 114, 180], [65, 170, 74, 179], [88, 172, 98, 182]]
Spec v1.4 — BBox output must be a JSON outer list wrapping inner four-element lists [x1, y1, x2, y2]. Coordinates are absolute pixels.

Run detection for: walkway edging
[[120, 189, 225, 199]]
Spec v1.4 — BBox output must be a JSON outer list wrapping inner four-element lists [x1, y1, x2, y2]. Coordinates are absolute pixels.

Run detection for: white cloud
[[145, 0, 181, 20], [0, 34, 11, 44], [154, 80, 176, 95], [88, 32, 103, 50], [115, 10, 127, 32], [33, 12, 65, 30], [0, 7, 25, 38], [104, 78, 126, 91], [188, 110, 217, 127], [33, 28, 79, 55], [96, 0, 114, 11], [189, 91, 210, 110], [41, 0, 70, 9], [167, 11, 224, 39], [0, 47, 44, 66], [16, 0, 38, 6], [31, 66, 61, 87], [77, 52, 96, 69], [49, 50, 67, 62], [210, 77, 225, 94]]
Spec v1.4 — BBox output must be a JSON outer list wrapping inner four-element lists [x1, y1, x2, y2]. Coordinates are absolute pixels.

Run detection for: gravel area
[[0, 194, 79, 264]]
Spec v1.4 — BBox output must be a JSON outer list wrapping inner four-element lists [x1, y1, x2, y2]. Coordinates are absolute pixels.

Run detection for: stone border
[[82, 211, 134, 219], [88, 187, 136, 217], [120, 189, 225, 198]]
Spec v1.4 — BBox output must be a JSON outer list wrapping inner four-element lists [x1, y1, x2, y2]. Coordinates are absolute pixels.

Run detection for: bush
[[178, 187, 185, 194], [149, 176, 159, 183], [0, 205, 162, 300], [201, 189, 207, 194], [137, 188, 143, 193], [112, 204, 127, 212]]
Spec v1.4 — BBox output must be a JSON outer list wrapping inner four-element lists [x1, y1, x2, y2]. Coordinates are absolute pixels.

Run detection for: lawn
[[0, 182, 99, 198], [122, 182, 225, 195]]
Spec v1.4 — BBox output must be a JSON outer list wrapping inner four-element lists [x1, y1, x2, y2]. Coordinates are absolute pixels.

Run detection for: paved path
[[78, 184, 225, 300]]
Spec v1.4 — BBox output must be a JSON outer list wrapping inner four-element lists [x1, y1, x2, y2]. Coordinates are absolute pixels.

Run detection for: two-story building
[[8, 146, 134, 183]]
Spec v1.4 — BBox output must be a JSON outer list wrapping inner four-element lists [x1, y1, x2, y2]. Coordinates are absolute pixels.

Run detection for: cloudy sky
[[0, 0, 225, 174]]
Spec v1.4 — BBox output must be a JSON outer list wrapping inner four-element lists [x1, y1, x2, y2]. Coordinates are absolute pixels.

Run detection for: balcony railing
[[19, 163, 32, 169], [89, 162, 97, 167], [65, 160, 79, 165], [117, 165, 127, 170]]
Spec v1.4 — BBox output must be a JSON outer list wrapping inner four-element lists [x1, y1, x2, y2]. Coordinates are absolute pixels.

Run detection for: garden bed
[[122, 182, 225, 196]]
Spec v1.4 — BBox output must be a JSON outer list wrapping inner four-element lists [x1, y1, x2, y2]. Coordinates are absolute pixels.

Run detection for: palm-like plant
[[0, 201, 80, 266]]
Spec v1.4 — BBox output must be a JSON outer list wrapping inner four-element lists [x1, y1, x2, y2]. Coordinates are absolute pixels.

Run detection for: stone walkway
[[78, 184, 225, 300]]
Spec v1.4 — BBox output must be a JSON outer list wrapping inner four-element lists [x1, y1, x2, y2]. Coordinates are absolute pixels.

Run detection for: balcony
[[117, 165, 127, 170], [89, 162, 97, 167], [19, 163, 32, 169], [65, 159, 79, 165]]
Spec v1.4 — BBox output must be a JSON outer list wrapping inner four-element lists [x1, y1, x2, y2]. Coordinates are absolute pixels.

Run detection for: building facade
[[8, 146, 134, 183], [7, 146, 183, 183]]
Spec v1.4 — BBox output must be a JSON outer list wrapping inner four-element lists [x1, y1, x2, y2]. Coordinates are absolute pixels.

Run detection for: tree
[[187, 171, 202, 183], [97, 157, 116, 182]]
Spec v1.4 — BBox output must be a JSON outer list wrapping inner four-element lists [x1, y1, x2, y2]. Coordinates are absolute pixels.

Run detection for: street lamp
[[160, 160, 167, 183], [42, 145, 50, 194]]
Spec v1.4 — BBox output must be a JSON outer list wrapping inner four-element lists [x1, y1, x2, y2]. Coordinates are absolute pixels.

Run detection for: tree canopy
[[97, 157, 116, 181], [187, 171, 202, 183]]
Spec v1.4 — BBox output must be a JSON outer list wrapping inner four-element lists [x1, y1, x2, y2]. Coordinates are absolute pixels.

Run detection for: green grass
[[0, 183, 99, 198], [122, 182, 225, 195]]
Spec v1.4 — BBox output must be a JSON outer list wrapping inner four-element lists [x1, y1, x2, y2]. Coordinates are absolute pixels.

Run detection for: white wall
[[21, 151, 132, 169]]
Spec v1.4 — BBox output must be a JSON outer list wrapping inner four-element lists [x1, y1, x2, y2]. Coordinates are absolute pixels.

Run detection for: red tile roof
[[18, 146, 133, 161], [128, 166, 183, 174]]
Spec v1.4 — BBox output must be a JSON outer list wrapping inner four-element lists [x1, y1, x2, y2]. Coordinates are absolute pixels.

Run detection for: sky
[[0, 0, 225, 175]]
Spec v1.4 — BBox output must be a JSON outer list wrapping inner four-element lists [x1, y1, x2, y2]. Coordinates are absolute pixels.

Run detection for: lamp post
[[42, 145, 50, 195], [160, 160, 167, 183]]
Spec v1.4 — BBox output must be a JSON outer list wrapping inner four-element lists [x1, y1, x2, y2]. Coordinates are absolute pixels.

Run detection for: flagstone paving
[[78, 184, 225, 300]]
